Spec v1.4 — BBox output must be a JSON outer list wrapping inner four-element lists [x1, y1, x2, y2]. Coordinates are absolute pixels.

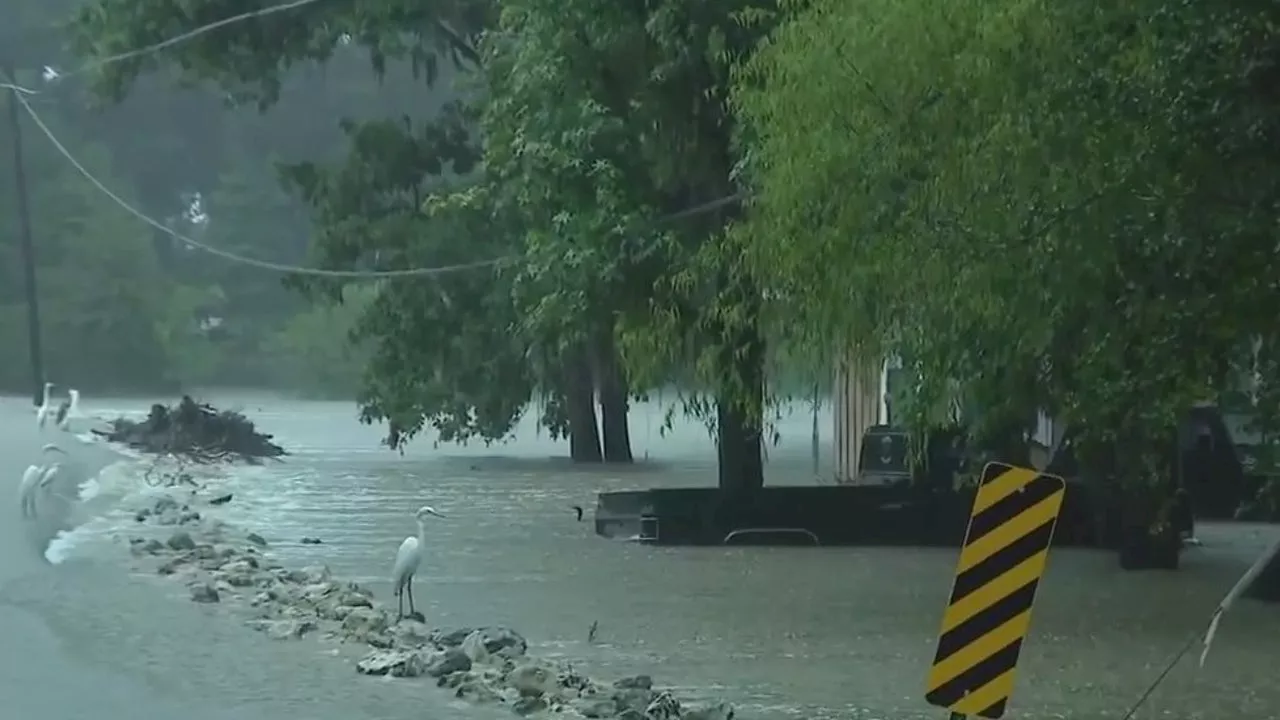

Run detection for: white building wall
[[833, 358, 887, 485]]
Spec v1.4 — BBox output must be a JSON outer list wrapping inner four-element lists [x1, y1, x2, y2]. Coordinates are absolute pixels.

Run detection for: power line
[[9, 81, 514, 278], [12, 73, 748, 278], [6, 0, 327, 97]]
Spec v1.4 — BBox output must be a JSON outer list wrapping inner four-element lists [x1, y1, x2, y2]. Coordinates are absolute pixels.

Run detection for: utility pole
[[5, 62, 45, 406]]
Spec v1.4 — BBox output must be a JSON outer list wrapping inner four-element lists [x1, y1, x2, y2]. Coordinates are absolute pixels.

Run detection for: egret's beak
[[428, 509, 447, 519]]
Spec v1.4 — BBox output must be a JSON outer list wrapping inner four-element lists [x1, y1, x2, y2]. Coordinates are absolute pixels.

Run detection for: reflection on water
[[35, 395, 1280, 717]]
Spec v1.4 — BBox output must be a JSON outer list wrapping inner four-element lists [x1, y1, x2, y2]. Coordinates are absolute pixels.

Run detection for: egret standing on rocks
[[55, 389, 80, 431], [35, 382, 55, 430], [392, 505, 445, 621]]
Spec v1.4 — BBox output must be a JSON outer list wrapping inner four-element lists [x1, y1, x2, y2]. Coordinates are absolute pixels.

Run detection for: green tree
[[0, 105, 176, 393], [470, 0, 778, 486], [67, 0, 646, 460], [732, 0, 1280, 511]]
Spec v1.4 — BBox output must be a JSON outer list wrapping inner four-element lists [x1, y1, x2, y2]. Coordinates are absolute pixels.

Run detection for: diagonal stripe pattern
[[924, 463, 1066, 719]]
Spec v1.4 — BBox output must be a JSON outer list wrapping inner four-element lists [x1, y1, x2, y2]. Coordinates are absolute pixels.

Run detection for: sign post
[[925, 462, 1067, 719]]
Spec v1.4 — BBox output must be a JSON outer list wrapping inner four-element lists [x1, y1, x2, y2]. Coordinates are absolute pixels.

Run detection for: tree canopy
[[731, 0, 1280, 486]]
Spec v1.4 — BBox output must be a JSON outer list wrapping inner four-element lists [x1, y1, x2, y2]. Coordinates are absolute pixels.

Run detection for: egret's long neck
[[41, 386, 50, 404], [416, 520, 428, 547], [69, 391, 79, 412]]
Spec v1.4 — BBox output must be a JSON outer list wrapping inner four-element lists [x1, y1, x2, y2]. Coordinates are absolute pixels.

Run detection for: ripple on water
[[37, 396, 1280, 719]]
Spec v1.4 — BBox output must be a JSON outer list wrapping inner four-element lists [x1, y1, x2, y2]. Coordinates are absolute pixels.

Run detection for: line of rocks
[[125, 493, 733, 720]]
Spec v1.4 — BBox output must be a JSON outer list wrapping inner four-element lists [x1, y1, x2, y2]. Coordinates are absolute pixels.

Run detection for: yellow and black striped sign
[[924, 462, 1066, 719]]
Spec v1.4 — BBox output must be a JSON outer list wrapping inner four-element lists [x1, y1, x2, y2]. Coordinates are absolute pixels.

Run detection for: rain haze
[[3, 1, 1280, 719]]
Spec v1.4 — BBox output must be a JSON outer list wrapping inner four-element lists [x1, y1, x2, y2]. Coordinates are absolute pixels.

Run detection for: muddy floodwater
[[2, 394, 1278, 719]]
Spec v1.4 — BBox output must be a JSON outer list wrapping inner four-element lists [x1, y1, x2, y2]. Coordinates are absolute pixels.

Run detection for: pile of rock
[[125, 493, 733, 720]]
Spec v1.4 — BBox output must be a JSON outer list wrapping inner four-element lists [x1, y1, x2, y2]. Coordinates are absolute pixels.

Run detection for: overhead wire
[[8, 77, 513, 278], [3, 0, 327, 97], [2, 0, 746, 278]]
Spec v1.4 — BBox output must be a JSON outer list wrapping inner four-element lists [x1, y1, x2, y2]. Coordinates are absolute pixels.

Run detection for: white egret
[[18, 466, 41, 518], [55, 389, 80, 431], [17, 444, 67, 518], [35, 382, 55, 430], [392, 505, 446, 621]]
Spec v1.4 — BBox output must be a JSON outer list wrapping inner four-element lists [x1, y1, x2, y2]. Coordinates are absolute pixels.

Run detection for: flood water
[[9, 393, 1280, 719]]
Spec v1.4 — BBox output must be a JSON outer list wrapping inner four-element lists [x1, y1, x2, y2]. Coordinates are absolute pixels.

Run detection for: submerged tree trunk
[[594, 329, 633, 463], [716, 298, 767, 493], [564, 344, 603, 463]]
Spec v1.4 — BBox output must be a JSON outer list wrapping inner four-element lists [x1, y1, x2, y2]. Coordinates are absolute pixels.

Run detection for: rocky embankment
[[126, 493, 732, 720]]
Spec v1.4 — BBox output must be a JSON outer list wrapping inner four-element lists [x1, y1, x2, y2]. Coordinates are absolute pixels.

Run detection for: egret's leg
[[406, 576, 416, 616], [395, 581, 404, 619]]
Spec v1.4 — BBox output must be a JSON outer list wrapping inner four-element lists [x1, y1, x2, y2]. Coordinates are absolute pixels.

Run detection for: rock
[[570, 697, 619, 718], [460, 630, 491, 664], [506, 662, 556, 698], [167, 531, 196, 551], [512, 696, 546, 716], [154, 497, 180, 514], [193, 544, 219, 560], [425, 648, 472, 678], [683, 701, 734, 720], [209, 493, 233, 505], [366, 633, 396, 649], [389, 619, 432, 645], [337, 590, 371, 608], [300, 537, 322, 544], [246, 532, 267, 547], [617, 711, 645, 720], [315, 589, 372, 621], [613, 688, 655, 715], [435, 626, 528, 658], [356, 649, 429, 678], [219, 570, 258, 588], [157, 556, 190, 576], [189, 582, 220, 603], [559, 668, 591, 691], [142, 539, 165, 554], [613, 675, 653, 691], [134, 509, 151, 522], [645, 691, 681, 720], [455, 677, 502, 703], [611, 675, 656, 714], [341, 607, 389, 639], [248, 618, 316, 640], [179, 511, 201, 524], [299, 564, 331, 583]]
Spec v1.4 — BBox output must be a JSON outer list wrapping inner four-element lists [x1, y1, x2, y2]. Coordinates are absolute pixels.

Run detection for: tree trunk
[[716, 298, 767, 493], [594, 329, 633, 463], [564, 344, 602, 463]]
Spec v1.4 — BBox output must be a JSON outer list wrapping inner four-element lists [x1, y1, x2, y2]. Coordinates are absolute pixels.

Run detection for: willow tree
[[733, 0, 1280, 502]]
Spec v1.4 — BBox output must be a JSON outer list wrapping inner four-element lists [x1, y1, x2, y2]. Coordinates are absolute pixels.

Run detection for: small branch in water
[[587, 620, 598, 643], [1200, 535, 1280, 667]]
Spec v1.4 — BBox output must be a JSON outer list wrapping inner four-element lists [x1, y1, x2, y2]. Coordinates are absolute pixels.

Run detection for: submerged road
[[2, 392, 1280, 719], [0, 396, 506, 720]]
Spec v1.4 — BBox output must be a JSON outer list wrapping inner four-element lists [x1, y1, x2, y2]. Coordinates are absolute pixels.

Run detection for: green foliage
[[0, 110, 176, 393], [478, 0, 779, 428], [259, 284, 374, 398], [69, 0, 490, 107], [733, 0, 1280, 486]]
